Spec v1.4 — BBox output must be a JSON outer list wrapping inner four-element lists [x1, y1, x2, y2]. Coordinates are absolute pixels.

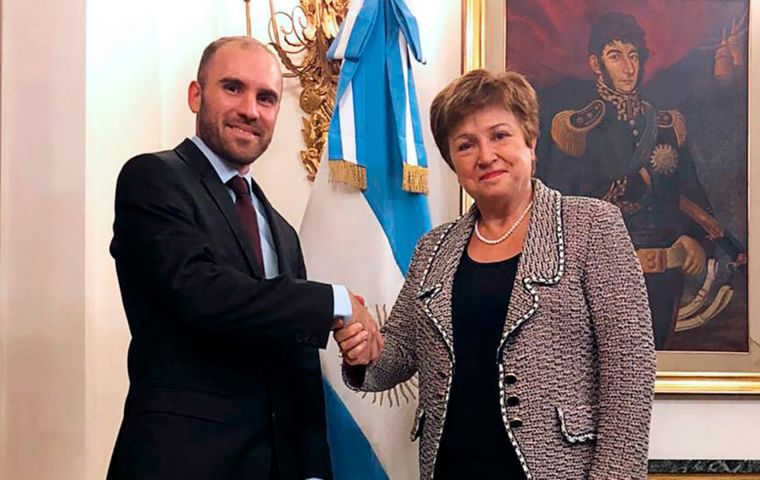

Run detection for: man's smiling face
[[189, 41, 283, 169]]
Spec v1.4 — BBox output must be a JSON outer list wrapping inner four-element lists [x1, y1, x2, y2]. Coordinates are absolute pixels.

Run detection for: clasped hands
[[332, 292, 384, 366]]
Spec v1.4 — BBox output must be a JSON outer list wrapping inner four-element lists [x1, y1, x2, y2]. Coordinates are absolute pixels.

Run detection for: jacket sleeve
[[583, 202, 656, 480], [285, 244, 333, 479], [288, 347, 332, 479], [342, 241, 427, 391], [111, 154, 335, 347]]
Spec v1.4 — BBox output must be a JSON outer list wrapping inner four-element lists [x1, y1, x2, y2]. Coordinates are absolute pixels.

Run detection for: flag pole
[[244, 0, 252, 37]]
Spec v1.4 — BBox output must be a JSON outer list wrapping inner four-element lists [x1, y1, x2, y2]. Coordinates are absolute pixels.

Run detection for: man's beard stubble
[[197, 102, 271, 168]]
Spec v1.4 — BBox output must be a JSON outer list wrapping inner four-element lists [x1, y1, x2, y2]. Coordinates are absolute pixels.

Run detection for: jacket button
[[507, 396, 520, 407], [505, 373, 518, 385], [509, 418, 523, 428]]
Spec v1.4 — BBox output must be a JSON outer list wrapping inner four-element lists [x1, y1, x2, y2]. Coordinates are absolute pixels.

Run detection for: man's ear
[[188, 81, 201, 114], [588, 55, 602, 76]]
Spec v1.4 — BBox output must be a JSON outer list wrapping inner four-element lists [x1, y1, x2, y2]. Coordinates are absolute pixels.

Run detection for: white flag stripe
[[330, 0, 366, 60], [337, 82, 358, 164], [398, 32, 418, 168], [300, 162, 420, 480]]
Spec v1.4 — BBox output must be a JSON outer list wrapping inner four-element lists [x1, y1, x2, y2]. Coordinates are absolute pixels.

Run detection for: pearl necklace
[[474, 201, 533, 245]]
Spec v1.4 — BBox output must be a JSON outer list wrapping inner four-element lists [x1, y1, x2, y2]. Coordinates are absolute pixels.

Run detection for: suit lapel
[[418, 210, 474, 362], [174, 139, 263, 278], [498, 180, 564, 352], [249, 179, 297, 277], [417, 180, 565, 362]]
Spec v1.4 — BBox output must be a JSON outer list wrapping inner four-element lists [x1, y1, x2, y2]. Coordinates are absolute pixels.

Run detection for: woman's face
[[448, 106, 535, 207]]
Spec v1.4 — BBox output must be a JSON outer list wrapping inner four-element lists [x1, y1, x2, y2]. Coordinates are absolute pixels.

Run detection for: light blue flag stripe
[[324, 0, 431, 477], [327, 0, 378, 61], [389, 0, 424, 63], [359, 0, 430, 273], [323, 381, 389, 480]]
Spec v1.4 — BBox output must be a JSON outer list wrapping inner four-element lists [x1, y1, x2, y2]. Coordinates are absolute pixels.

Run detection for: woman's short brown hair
[[429, 69, 539, 170]]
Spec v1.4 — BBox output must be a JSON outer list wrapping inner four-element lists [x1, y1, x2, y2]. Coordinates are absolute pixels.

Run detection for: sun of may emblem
[[649, 144, 679, 175], [341, 303, 418, 407]]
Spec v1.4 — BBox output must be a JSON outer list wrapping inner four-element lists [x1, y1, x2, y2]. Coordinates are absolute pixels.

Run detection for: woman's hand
[[334, 321, 384, 366]]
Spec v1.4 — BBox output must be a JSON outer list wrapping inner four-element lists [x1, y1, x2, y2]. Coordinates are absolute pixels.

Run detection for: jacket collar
[[596, 77, 642, 122], [174, 138, 267, 277], [419, 179, 565, 359]]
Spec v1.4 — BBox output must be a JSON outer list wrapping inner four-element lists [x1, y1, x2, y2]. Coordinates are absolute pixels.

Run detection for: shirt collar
[[595, 77, 642, 122], [191, 135, 252, 187]]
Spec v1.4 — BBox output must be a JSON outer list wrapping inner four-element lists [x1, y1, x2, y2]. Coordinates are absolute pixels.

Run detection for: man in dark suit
[[107, 36, 381, 480]]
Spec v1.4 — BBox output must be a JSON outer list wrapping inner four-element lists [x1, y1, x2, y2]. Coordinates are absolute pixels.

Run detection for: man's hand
[[333, 293, 384, 365], [335, 322, 373, 365], [676, 235, 706, 277]]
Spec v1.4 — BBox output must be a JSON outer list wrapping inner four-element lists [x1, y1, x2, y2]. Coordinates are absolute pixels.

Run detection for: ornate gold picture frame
[[461, 0, 760, 395]]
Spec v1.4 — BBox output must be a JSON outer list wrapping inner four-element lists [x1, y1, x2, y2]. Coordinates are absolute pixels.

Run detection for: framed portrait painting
[[462, 0, 759, 394]]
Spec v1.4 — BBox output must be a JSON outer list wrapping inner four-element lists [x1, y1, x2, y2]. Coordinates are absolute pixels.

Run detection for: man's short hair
[[429, 69, 539, 171], [588, 12, 650, 66], [196, 36, 273, 86]]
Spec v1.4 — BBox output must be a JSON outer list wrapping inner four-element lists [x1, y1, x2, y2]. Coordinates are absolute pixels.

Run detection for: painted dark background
[[505, 0, 749, 352]]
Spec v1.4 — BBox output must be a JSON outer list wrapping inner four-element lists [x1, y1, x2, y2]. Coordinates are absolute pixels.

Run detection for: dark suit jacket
[[107, 139, 334, 480]]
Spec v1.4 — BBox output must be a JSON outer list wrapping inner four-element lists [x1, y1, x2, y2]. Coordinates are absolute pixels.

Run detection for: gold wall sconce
[[244, 0, 349, 180]]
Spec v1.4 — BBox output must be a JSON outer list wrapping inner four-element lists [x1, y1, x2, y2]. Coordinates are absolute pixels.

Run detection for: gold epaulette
[[657, 109, 687, 147], [550, 99, 605, 157]]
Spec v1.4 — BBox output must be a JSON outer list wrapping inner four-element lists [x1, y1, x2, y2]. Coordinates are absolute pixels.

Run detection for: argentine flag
[[299, 0, 430, 478]]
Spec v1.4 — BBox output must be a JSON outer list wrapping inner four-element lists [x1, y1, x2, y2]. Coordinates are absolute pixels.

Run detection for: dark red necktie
[[226, 175, 264, 272]]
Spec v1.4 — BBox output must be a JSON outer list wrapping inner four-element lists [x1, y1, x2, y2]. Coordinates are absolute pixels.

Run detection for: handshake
[[332, 292, 385, 366]]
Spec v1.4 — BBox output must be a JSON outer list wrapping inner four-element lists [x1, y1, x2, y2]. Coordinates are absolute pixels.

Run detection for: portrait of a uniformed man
[[505, 0, 749, 352]]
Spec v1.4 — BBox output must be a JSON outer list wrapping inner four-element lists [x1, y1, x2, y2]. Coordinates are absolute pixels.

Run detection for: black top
[[434, 250, 525, 479]]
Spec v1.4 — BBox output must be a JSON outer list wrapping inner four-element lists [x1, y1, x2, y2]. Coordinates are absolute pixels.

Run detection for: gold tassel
[[329, 160, 367, 190], [402, 164, 429, 195]]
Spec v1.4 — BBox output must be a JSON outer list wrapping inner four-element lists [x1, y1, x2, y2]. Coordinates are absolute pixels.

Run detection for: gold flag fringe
[[402, 164, 429, 195], [329, 160, 367, 190]]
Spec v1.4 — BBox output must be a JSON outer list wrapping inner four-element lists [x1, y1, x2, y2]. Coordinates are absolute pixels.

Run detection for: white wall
[[1, 0, 87, 478], [0, 1, 757, 479]]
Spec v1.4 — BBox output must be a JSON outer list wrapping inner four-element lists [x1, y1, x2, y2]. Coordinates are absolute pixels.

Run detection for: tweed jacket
[[344, 179, 656, 480]]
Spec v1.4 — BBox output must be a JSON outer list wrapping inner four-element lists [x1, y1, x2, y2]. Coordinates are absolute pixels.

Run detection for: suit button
[[509, 418, 523, 428], [505, 373, 518, 385], [507, 396, 520, 407]]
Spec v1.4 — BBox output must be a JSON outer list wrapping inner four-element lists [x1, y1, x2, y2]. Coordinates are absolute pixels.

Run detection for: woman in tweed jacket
[[335, 70, 656, 479]]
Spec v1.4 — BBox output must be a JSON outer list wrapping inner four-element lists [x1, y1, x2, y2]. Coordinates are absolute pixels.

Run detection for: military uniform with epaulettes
[[545, 79, 738, 348]]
